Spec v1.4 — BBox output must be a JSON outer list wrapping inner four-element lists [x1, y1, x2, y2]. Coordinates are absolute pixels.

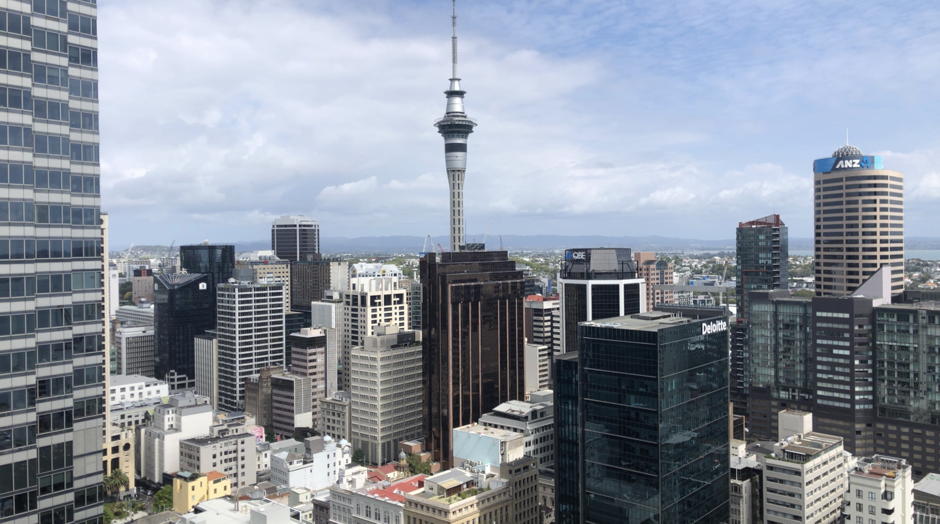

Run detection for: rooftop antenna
[[451, 0, 458, 79]]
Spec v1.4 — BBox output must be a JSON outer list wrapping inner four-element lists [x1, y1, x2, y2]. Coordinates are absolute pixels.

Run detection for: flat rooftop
[[583, 311, 719, 332], [777, 432, 843, 458], [454, 424, 521, 442], [110, 374, 165, 387], [914, 473, 940, 499], [876, 301, 940, 311]]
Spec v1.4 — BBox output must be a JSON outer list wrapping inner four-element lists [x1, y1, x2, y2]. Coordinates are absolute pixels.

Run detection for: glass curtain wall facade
[[873, 303, 940, 478], [745, 291, 813, 440], [153, 273, 213, 389], [179, 244, 234, 296], [732, 215, 788, 417], [420, 250, 525, 466], [556, 311, 730, 523], [0, 2, 106, 523]]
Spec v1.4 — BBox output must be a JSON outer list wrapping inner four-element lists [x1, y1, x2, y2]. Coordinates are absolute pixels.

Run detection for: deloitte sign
[[701, 320, 728, 336]]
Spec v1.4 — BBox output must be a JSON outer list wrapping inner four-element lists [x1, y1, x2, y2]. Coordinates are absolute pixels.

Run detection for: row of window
[[34, 133, 67, 156], [36, 303, 102, 329], [67, 45, 96, 68], [38, 341, 72, 363], [68, 13, 96, 37], [34, 98, 70, 121], [0, 458, 37, 495], [0, 386, 36, 413], [0, 164, 101, 196], [0, 424, 35, 452], [38, 408, 72, 434], [35, 205, 100, 225], [33, 0, 69, 20], [69, 77, 97, 99], [39, 504, 73, 524], [0, 491, 37, 519], [0, 350, 35, 375], [71, 141, 99, 163], [0, 313, 35, 336], [0, 125, 33, 148], [70, 110, 98, 131], [74, 396, 102, 419], [74, 485, 103, 509], [32, 28, 67, 54], [0, 10, 32, 37], [0, 48, 31, 74], [0, 238, 101, 260], [37, 470, 72, 496], [37, 375, 71, 399], [0, 86, 31, 110], [33, 63, 68, 88], [0, 276, 34, 298]]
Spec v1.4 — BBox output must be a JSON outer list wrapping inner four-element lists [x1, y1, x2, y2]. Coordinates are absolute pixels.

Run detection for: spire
[[451, 0, 458, 80]]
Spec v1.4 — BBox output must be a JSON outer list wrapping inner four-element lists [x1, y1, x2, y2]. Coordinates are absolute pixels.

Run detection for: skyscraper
[[435, 0, 477, 252], [271, 215, 319, 262], [557, 247, 646, 354], [555, 310, 731, 522], [179, 244, 235, 294], [154, 273, 214, 389], [732, 214, 788, 416], [813, 145, 904, 296], [421, 250, 526, 466], [0, 3, 107, 521], [215, 282, 286, 412]]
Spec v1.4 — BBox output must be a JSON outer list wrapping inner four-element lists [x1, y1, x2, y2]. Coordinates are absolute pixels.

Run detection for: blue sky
[[99, 0, 940, 248]]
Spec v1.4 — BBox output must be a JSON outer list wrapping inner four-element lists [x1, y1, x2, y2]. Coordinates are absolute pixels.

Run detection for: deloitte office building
[[555, 310, 731, 523]]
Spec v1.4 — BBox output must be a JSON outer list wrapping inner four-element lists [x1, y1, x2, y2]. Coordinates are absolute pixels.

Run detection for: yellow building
[[172, 471, 232, 513], [103, 424, 136, 495]]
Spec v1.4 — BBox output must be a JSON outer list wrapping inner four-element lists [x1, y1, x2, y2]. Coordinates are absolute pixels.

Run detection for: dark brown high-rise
[[421, 250, 526, 465]]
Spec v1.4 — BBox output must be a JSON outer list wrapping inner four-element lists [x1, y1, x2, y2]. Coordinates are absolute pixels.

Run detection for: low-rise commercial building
[[172, 471, 232, 514], [478, 393, 554, 470], [109, 374, 168, 405], [179, 415, 258, 488], [330, 474, 427, 524], [270, 435, 351, 492], [320, 391, 351, 442], [139, 393, 215, 485], [845, 455, 913, 524], [116, 325, 156, 377], [760, 432, 847, 523], [914, 473, 940, 524]]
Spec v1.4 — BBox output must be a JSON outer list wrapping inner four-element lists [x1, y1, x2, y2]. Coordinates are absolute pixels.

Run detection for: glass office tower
[[556, 310, 730, 523], [153, 273, 213, 390], [420, 249, 526, 466], [0, 2, 105, 523]]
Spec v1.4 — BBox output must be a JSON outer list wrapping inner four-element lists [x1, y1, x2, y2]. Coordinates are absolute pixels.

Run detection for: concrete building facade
[[178, 416, 258, 488], [845, 455, 914, 524], [813, 145, 904, 296], [760, 432, 846, 523], [216, 282, 286, 412], [349, 327, 424, 466]]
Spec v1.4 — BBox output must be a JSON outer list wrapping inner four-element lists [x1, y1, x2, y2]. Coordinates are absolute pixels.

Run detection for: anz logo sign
[[834, 158, 862, 169], [814, 155, 883, 174]]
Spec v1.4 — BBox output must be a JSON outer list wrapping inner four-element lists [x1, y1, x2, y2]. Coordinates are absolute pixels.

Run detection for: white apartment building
[[216, 282, 286, 412], [270, 435, 351, 492], [349, 326, 424, 465], [478, 392, 554, 470], [845, 455, 914, 524], [139, 393, 215, 484], [524, 343, 550, 394], [109, 374, 168, 406], [341, 264, 409, 390], [760, 432, 847, 524]]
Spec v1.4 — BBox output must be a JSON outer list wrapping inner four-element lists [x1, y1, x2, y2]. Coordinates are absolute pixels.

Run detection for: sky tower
[[435, 0, 477, 252]]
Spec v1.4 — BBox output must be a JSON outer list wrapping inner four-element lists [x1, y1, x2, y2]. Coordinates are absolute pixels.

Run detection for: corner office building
[[557, 248, 645, 354], [421, 250, 525, 466], [814, 145, 904, 296], [555, 310, 730, 523], [0, 1, 106, 523]]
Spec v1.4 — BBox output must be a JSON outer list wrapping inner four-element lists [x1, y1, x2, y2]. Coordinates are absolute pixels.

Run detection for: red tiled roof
[[206, 471, 226, 481], [367, 475, 428, 504]]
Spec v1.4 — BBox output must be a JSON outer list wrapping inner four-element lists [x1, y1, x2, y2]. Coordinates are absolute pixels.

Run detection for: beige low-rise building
[[760, 432, 847, 523], [404, 468, 513, 524], [172, 471, 231, 514], [846, 455, 914, 524]]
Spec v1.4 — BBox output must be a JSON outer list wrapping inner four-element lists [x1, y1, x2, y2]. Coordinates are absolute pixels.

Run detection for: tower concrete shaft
[[435, 0, 476, 252]]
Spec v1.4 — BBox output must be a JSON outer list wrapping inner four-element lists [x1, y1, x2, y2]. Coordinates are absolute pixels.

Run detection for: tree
[[406, 454, 432, 475], [152, 485, 173, 513], [104, 469, 130, 497], [352, 449, 366, 466]]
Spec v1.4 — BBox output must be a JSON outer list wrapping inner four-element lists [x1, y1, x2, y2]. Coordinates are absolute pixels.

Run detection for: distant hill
[[115, 236, 940, 256]]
